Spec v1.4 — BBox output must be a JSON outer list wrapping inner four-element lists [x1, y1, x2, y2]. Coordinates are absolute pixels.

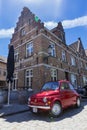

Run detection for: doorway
[[65, 72, 69, 80]]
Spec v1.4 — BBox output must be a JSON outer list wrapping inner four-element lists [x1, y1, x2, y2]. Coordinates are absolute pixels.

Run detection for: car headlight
[[43, 97, 47, 103]]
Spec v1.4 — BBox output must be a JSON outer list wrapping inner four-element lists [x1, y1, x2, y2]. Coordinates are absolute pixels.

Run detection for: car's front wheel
[[50, 102, 62, 117]]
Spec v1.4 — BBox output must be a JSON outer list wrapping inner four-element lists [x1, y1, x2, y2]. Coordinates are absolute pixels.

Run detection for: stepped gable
[[11, 7, 44, 42], [51, 22, 66, 44], [69, 37, 86, 57], [15, 7, 44, 31]]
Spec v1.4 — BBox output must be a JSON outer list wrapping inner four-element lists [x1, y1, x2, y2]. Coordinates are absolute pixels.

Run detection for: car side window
[[65, 83, 70, 90], [69, 83, 74, 90], [61, 82, 70, 90], [61, 83, 66, 90]]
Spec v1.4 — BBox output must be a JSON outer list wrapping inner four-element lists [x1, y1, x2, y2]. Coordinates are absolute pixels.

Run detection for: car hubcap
[[52, 104, 61, 116], [77, 98, 80, 107]]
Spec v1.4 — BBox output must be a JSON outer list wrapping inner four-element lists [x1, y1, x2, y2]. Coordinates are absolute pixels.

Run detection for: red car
[[28, 80, 81, 117]]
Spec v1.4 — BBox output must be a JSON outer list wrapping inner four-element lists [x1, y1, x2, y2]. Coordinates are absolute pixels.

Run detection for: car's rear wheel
[[76, 97, 81, 108], [50, 102, 62, 117]]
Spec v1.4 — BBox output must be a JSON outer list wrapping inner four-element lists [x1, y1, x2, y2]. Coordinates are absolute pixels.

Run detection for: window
[[69, 83, 74, 90], [14, 49, 19, 62], [21, 28, 26, 36], [83, 76, 87, 85], [61, 82, 70, 90], [3, 71, 6, 76], [80, 61, 83, 68], [42, 82, 59, 91], [71, 74, 77, 88], [48, 43, 56, 57], [26, 42, 33, 57], [51, 69, 57, 81], [25, 69, 33, 88], [62, 50, 66, 62], [71, 56, 76, 66], [85, 63, 87, 70]]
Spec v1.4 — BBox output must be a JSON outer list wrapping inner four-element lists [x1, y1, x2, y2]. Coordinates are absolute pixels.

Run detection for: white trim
[[28, 105, 50, 109], [14, 33, 41, 50], [42, 33, 87, 62], [13, 31, 87, 63], [15, 63, 79, 76], [44, 27, 62, 42], [12, 27, 37, 45]]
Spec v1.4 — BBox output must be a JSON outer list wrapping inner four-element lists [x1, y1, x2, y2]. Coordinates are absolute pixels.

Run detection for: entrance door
[[65, 72, 69, 80]]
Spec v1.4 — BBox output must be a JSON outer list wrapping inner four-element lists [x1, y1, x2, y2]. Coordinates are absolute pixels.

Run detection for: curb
[[0, 109, 29, 118]]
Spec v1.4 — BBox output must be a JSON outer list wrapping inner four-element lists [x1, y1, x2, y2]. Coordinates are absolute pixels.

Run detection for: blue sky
[[0, 0, 87, 57]]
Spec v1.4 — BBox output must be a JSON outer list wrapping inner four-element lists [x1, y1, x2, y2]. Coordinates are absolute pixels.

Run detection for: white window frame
[[21, 28, 26, 36], [62, 50, 66, 62], [14, 49, 19, 62], [25, 69, 33, 88], [50, 43, 56, 57], [71, 56, 76, 66], [26, 42, 33, 57], [51, 69, 57, 81], [83, 76, 87, 85], [71, 74, 77, 88], [80, 61, 83, 68]]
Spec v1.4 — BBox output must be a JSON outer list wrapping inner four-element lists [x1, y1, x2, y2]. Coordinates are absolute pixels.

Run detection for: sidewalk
[[0, 103, 29, 117]]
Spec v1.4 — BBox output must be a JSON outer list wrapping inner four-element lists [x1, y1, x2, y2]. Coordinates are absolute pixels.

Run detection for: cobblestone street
[[0, 100, 87, 130]]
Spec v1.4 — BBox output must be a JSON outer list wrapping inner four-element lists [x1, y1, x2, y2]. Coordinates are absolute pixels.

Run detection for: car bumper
[[28, 105, 50, 110]]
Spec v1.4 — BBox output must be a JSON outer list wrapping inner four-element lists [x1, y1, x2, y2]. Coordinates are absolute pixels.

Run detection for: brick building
[[0, 56, 7, 88], [10, 7, 87, 91]]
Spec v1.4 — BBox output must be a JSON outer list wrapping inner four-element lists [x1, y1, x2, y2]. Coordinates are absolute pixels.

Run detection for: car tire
[[76, 97, 81, 108], [50, 102, 62, 117]]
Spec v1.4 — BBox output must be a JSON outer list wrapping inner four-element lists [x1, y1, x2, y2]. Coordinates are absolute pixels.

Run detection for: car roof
[[59, 80, 70, 83]]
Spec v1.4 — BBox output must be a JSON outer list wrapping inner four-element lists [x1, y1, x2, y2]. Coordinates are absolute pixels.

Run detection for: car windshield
[[41, 82, 59, 91]]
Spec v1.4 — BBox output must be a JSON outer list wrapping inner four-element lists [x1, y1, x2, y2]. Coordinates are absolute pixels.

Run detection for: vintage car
[[28, 80, 81, 117]]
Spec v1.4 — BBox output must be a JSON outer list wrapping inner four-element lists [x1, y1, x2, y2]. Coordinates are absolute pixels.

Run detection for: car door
[[68, 83, 77, 105], [60, 82, 71, 108]]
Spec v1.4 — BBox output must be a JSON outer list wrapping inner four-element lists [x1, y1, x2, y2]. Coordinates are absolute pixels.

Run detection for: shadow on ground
[[3, 99, 87, 123]]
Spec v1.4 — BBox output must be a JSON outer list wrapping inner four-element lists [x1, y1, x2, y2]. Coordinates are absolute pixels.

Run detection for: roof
[[0, 56, 7, 63], [69, 38, 86, 56]]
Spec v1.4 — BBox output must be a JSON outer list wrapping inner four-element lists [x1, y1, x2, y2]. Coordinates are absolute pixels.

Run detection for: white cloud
[[44, 15, 87, 29], [19, 0, 44, 4], [0, 28, 14, 38], [62, 16, 87, 29], [1, 15, 87, 38], [44, 21, 57, 30]]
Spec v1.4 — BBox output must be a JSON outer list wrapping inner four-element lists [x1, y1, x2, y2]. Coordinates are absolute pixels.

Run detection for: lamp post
[[48, 45, 52, 56]]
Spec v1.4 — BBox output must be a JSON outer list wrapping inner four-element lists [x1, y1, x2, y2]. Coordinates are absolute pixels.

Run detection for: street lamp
[[48, 45, 52, 56]]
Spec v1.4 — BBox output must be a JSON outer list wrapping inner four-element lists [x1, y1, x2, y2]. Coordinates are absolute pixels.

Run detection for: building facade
[[10, 7, 87, 91], [0, 56, 7, 88]]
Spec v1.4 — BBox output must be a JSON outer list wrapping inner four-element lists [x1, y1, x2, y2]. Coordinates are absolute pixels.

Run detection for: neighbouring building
[[10, 7, 87, 91], [0, 56, 7, 88]]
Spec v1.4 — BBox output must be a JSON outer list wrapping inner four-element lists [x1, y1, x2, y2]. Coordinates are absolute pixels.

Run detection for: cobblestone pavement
[[0, 100, 87, 130]]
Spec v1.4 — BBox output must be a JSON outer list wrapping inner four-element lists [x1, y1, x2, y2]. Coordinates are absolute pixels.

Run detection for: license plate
[[33, 107, 38, 113]]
